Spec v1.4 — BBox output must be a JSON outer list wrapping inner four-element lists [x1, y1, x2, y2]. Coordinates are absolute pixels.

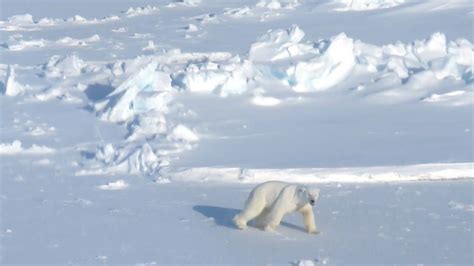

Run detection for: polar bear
[[233, 181, 320, 234]]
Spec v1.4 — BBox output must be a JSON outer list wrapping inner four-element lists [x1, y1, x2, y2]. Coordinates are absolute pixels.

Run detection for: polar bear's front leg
[[299, 204, 319, 234]]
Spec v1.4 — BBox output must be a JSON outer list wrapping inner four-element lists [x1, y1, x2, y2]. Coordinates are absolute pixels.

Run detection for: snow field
[[1, 174, 472, 264], [0, 0, 473, 264]]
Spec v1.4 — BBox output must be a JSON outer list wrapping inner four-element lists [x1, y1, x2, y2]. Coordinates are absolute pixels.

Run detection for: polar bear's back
[[249, 181, 294, 207]]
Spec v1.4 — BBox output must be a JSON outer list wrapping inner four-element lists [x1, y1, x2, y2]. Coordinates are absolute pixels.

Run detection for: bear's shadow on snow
[[193, 205, 306, 233], [0, 81, 5, 94]]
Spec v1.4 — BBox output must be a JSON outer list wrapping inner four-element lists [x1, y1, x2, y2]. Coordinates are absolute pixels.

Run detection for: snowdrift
[[163, 163, 474, 183]]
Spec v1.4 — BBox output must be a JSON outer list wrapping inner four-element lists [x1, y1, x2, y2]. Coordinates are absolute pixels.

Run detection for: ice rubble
[[43, 54, 86, 77], [0, 9, 138, 32], [185, 24, 199, 32], [181, 60, 254, 96], [110, 143, 162, 175], [76, 26, 472, 176], [56, 34, 100, 46], [422, 90, 474, 106], [248, 25, 312, 62], [2, 34, 100, 51], [222, 0, 300, 19], [0, 13, 111, 31], [256, 0, 300, 10], [449, 201, 474, 212], [81, 61, 200, 176], [190, 13, 219, 24], [124, 6, 159, 17], [251, 94, 282, 106], [169, 124, 199, 143], [5, 14, 34, 25], [291, 33, 356, 92], [95, 61, 172, 123], [177, 26, 473, 95], [335, 0, 405, 11], [251, 88, 282, 106], [167, 0, 202, 7], [97, 180, 129, 190], [77, 142, 164, 176], [249, 27, 473, 93], [2, 37, 47, 51], [295, 259, 317, 266], [0, 14, 41, 31], [66, 15, 89, 23], [0, 140, 56, 155], [223, 7, 253, 18], [3, 66, 26, 96], [142, 40, 158, 52]]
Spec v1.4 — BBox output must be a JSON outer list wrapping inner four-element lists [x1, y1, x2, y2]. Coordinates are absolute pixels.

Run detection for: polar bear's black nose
[[310, 200, 315, 205]]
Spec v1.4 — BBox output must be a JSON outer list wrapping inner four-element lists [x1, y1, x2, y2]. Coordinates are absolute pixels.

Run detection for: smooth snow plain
[[1, 0, 473, 264]]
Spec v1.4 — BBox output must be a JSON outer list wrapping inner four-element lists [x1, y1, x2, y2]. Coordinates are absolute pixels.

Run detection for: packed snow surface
[[1, 0, 473, 264]]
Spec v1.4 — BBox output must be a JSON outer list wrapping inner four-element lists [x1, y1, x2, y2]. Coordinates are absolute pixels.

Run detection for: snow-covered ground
[[2, 178, 473, 264], [1, 0, 473, 264]]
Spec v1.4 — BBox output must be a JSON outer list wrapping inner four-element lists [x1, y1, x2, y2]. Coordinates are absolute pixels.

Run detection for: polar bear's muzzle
[[310, 199, 315, 206]]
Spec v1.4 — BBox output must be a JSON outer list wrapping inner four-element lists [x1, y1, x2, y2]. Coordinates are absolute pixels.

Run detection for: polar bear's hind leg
[[264, 198, 290, 231], [253, 207, 270, 228], [233, 194, 266, 230], [263, 207, 286, 231]]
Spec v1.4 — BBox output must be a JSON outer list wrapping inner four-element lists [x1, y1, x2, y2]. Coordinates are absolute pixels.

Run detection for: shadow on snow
[[192, 205, 307, 233]]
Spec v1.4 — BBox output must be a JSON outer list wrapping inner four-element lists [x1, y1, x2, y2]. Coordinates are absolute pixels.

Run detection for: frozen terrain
[[2, 178, 473, 264], [1, 0, 473, 264]]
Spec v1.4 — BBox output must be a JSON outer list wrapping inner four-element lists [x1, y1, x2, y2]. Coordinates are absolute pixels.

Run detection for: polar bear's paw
[[308, 229, 320, 234], [264, 224, 276, 232], [233, 216, 247, 230]]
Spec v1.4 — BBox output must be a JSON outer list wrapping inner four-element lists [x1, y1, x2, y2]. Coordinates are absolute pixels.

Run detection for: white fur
[[233, 181, 320, 234]]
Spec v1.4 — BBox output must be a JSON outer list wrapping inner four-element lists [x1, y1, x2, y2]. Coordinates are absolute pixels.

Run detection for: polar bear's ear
[[297, 187, 306, 193]]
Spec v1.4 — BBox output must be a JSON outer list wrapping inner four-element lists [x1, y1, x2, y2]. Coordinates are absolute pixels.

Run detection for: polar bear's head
[[296, 186, 320, 206]]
